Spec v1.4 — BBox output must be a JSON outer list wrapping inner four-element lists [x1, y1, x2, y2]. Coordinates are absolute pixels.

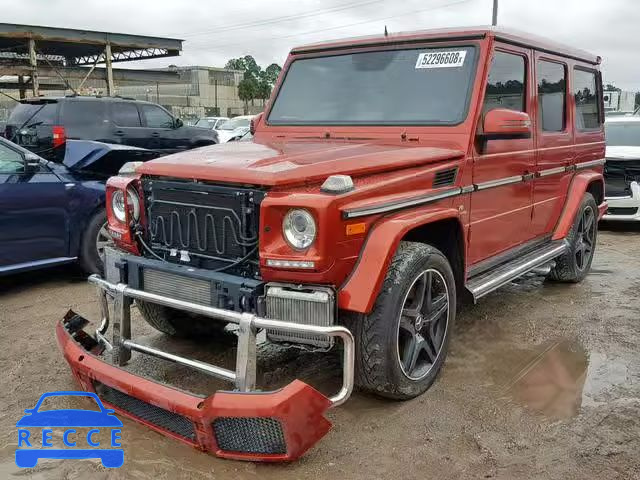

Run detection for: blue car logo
[[16, 391, 123, 468]]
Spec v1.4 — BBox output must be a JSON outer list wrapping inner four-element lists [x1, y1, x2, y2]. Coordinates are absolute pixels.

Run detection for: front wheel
[[349, 242, 456, 400], [548, 192, 598, 283], [79, 209, 111, 274]]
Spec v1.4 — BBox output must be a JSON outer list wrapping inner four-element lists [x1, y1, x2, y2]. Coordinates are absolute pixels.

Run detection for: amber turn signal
[[346, 223, 366, 236]]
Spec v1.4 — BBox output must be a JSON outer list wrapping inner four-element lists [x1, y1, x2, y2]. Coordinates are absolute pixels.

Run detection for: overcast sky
[[3, 0, 639, 91]]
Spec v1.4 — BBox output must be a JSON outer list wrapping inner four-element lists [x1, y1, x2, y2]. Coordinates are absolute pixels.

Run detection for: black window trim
[[265, 43, 481, 128], [536, 57, 568, 134], [573, 65, 603, 132]]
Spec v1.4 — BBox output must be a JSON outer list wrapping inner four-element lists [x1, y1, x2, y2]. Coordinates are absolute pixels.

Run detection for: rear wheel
[[549, 192, 598, 283], [137, 300, 229, 339], [349, 242, 456, 400]]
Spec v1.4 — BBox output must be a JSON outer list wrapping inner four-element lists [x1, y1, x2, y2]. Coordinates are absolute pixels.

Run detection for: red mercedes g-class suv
[[58, 27, 606, 461]]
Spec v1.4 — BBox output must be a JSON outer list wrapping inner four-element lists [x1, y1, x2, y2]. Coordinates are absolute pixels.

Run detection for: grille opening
[[213, 417, 286, 455], [94, 382, 196, 441], [607, 207, 638, 216], [433, 168, 458, 187]]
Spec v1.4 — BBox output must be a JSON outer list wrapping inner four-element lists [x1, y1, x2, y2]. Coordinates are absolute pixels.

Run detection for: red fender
[[552, 171, 605, 241], [338, 207, 463, 313]]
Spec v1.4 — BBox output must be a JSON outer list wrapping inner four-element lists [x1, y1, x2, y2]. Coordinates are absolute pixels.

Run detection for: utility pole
[[28, 38, 39, 97], [492, 0, 498, 26]]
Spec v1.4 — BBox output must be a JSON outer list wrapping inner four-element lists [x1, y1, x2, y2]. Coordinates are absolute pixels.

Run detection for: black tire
[[548, 192, 598, 283], [348, 241, 456, 400], [79, 209, 110, 274], [137, 300, 229, 339]]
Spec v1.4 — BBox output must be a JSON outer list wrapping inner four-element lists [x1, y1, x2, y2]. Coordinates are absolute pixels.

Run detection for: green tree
[[263, 63, 282, 85], [238, 77, 258, 114], [225, 56, 282, 109], [256, 80, 272, 106], [604, 83, 621, 92]]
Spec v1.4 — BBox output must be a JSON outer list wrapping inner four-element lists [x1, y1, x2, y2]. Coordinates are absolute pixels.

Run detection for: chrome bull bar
[[88, 275, 355, 407]]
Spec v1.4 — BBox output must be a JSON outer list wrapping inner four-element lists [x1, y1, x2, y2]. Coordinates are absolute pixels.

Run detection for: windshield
[[605, 122, 640, 146], [195, 119, 214, 128], [268, 46, 478, 126], [218, 117, 251, 130], [7, 102, 57, 126]]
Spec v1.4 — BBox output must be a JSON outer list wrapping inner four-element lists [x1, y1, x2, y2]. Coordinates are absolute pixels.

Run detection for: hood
[[606, 145, 640, 161], [136, 140, 464, 187], [63, 140, 160, 176]]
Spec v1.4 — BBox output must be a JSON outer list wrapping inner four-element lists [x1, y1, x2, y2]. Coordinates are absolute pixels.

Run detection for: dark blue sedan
[[0, 137, 157, 275]]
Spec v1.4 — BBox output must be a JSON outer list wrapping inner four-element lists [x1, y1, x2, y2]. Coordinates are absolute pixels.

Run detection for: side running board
[[465, 240, 568, 302]]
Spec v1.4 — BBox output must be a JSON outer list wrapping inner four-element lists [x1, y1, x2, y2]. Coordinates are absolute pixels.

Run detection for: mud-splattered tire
[[549, 192, 598, 283], [348, 241, 456, 400], [137, 300, 228, 338], [79, 209, 109, 274]]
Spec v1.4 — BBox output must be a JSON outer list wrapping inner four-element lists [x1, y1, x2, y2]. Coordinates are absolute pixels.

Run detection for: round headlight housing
[[111, 187, 140, 223], [283, 209, 316, 250]]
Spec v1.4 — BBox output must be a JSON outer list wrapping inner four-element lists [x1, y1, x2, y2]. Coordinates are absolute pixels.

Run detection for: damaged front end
[[604, 157, 640, 221], [57, 274, 354, 462]]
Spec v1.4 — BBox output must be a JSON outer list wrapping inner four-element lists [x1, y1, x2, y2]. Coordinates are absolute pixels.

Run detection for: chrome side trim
[[475, 175, 523, 191], [538, 166, 567, 178], [341, 160, 605, 219], [343, 187, 462, 219], [576, 158, 606, 169]]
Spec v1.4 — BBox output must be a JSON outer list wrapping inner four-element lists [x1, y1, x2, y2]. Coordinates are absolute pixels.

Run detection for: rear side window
[[61, 101, 106, 127], [7, 103, 57, 126], [483, 51, 526, 114], [537, 60, 566, 132], [573, 68, 601, 130], [140, 105, 174, 128], [112, 103, 142, 127]]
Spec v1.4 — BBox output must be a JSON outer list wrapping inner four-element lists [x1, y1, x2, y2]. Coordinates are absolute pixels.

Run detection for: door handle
[[114, 130, 125, 136], [151, 132, 160, 137]]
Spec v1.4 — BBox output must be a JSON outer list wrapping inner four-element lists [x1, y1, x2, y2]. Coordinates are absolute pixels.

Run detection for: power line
[[187, 0, 472, 51], [178, 0, 388, 38]]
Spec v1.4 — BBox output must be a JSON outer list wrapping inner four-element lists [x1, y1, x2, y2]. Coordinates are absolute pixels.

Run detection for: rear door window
[[112, 102, 142, 127], [537, 60, 566, 132], [7, 102, 57, 127], [140, 105, 174, 128], [573, 68, 601, 130], [61, 100, 106, 127], [0, 142, 24, 173]]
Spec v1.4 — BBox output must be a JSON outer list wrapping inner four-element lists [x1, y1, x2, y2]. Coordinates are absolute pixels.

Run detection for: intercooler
[[265, 285, 335, 348]]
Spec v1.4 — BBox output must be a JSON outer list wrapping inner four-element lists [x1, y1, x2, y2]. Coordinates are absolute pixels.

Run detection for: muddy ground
[[1, 224, 639, 480]]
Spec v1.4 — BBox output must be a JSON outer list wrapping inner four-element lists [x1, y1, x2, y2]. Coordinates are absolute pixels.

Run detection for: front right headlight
[[283, 209, 316, 250], [111, 187, 140, 223]]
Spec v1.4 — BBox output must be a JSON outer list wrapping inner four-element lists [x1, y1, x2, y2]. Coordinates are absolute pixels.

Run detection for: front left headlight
[[283, 209, 316, 250], [111, 187, 140, 223]]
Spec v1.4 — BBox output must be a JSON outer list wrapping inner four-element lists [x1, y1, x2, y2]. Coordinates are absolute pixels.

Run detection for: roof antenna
[[384, 25, 388, 37]]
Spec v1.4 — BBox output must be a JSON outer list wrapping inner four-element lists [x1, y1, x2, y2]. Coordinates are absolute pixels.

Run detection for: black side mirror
[[174, 118, 184, 129]]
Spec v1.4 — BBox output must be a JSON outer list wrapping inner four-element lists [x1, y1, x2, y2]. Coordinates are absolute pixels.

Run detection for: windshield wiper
[[9, 104, 46, 142]]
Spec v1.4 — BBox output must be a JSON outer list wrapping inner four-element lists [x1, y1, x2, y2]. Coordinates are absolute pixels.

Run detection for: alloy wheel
[[396, 268, 450, 380], [96, 222, 113, 262], [575, 205, 596, 271]]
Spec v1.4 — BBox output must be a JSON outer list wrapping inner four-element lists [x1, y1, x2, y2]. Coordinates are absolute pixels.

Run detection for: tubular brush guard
[[56, 275, 354, 462]]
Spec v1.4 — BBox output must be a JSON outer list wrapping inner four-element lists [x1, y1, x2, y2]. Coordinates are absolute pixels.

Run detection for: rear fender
[[552, 171, 605, 241], [338, 207, 463, 313]]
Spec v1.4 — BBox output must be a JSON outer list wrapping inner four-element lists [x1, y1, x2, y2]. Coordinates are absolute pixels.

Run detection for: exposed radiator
[[265, 285, 335, 348], [143, 268, 211, 306]]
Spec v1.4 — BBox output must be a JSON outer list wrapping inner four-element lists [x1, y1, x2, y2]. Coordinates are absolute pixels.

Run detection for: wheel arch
[[552, 171, 605, 241], [338, 207, 465, 313]]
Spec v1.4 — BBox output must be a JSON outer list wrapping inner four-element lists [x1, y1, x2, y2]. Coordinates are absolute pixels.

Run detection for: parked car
[[214, 115, 253, 143], [59, 27, 606, 462], [0, 137, 158, 275], [603, 116, 640, 221], [194, 116, 229, 130], [4, 96, 218, 161]]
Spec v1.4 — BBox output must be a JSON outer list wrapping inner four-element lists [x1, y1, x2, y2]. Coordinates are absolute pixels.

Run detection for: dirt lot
[[1, 225, 639, 480]]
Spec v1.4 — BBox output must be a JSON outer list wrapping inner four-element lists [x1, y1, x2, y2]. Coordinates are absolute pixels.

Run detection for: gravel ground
[[1, 224, 639, 480]]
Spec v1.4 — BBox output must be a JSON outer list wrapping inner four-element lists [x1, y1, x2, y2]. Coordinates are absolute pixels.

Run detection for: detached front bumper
[[56, 275, 354, 462], [604, 181, 640, 221]]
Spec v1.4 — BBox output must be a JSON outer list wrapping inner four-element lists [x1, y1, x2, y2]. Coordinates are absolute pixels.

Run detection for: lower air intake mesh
[[94, 382, 196, 441], [213, 417, 286, 454]]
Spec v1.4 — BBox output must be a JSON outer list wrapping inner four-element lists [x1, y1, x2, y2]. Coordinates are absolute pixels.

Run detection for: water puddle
[[499, 339, 629, 420]]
